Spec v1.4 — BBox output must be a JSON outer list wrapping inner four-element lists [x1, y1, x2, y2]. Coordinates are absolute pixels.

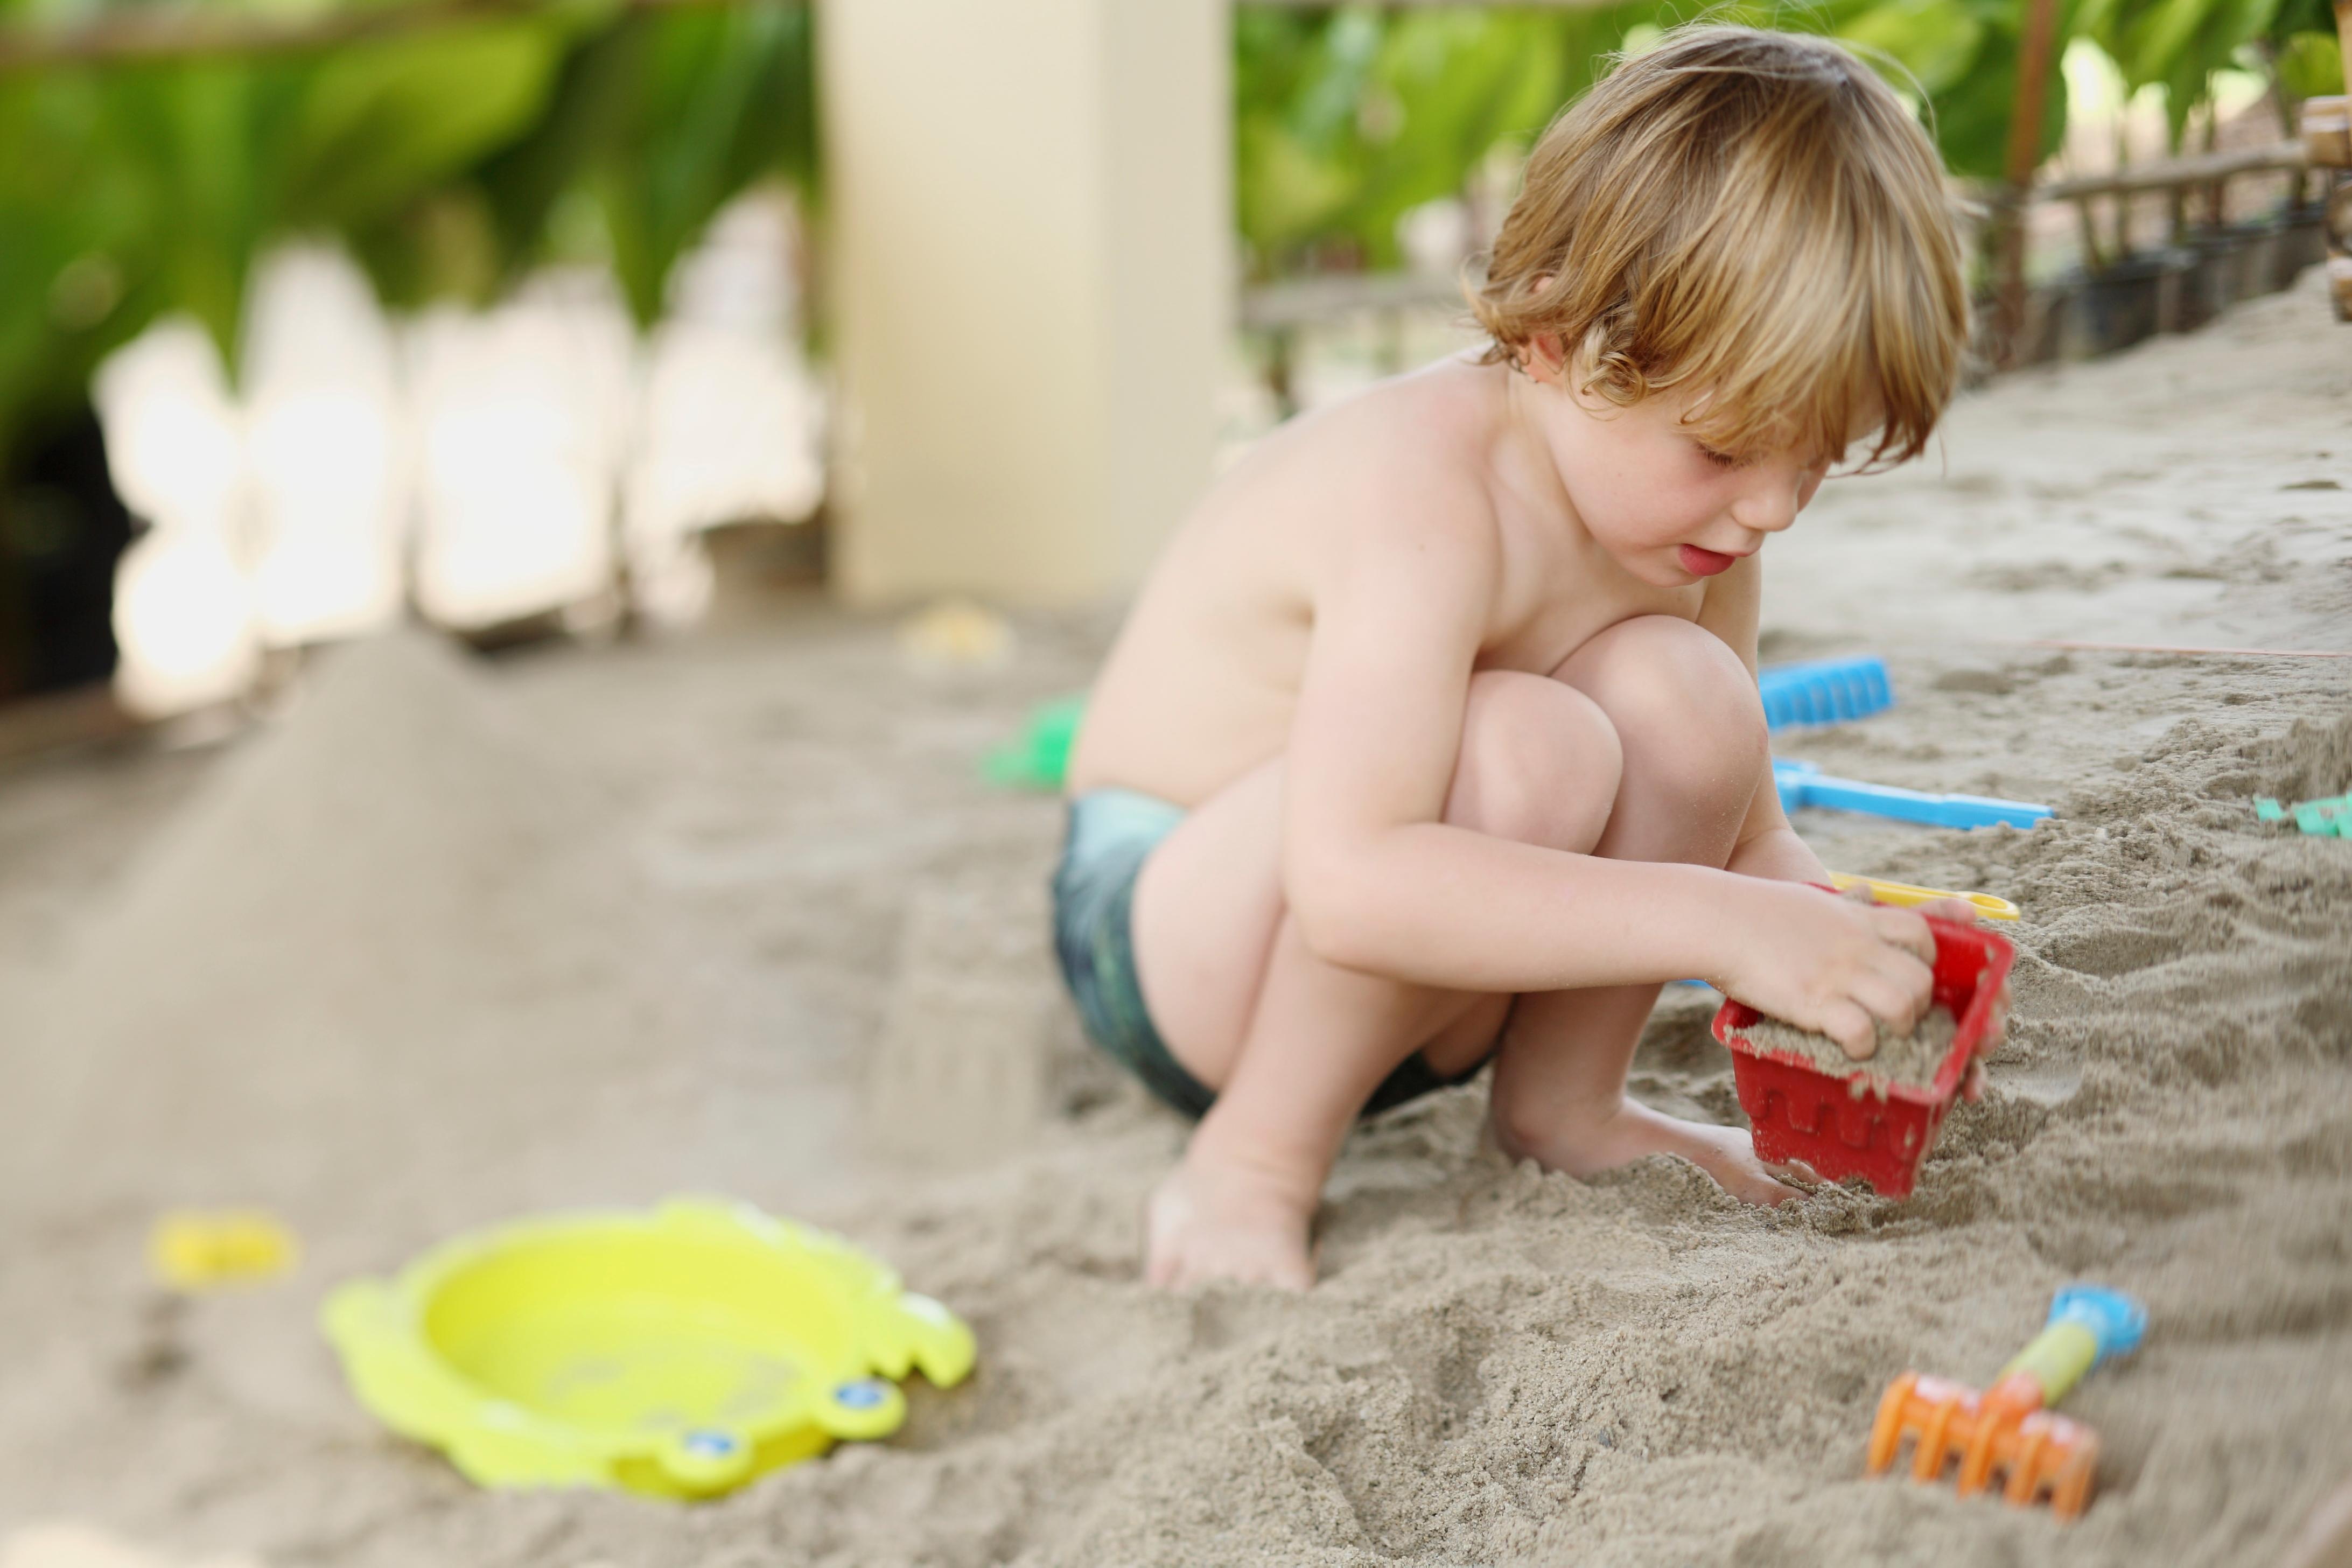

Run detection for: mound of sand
[[3, 632, 846, 1243]]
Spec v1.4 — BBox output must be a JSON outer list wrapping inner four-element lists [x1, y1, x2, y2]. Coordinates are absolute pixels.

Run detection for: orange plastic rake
[[1867, 1286, 2146, 1522]]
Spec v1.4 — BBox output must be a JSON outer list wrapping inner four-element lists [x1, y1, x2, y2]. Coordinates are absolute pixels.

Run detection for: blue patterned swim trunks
[[1049, 787, 1483, 1120]]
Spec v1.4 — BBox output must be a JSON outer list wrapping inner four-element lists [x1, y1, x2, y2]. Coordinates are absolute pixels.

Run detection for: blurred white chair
[[94, 203, 825, 701], [241, 246, 408, 648], [94, 319, 261, 718], [407, 271, 633, 632], [624, 192, 824, 628]]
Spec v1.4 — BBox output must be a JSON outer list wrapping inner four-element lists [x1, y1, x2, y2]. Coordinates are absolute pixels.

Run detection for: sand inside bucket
[[1733, 1003, 1958, 1093]]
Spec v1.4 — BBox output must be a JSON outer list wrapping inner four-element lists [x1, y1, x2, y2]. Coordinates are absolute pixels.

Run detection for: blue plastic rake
[[1759, 655, 1895, 732]]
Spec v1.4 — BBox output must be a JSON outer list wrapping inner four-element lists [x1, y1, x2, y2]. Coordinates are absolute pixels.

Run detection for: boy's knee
[[1448, 671, 1622, 850], [1649, 616, 1765, 730], [1569, 617, 1767, 803]]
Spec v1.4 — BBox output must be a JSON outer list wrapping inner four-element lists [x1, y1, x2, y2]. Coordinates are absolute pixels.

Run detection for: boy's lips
[[1678, 544, 1740, 577]]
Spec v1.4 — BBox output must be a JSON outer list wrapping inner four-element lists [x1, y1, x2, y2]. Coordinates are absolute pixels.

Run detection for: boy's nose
[[1731, 467, 1810, 534]]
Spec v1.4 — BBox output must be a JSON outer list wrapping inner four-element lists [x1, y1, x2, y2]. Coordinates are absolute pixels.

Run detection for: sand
[[0, 269, 2348, 1568], [1736, 1004, 1959, 1091]]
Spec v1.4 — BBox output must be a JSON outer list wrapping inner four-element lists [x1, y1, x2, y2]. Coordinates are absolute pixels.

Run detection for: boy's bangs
[[1663, 315, 1905, 475], [1640, 175, 1949, 474], [1487, 27, 1969, 472]]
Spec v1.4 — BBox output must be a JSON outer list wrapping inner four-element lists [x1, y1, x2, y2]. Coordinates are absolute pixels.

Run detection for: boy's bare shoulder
[[1226, 358, 1510, 562]]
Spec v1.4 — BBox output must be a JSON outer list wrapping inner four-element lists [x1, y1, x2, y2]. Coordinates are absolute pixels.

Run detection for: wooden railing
[[2035, 139, 2309, 271]]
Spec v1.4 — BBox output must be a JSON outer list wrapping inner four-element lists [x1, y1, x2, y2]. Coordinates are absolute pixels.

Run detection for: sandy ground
[[0, 269, 2347, 1568]]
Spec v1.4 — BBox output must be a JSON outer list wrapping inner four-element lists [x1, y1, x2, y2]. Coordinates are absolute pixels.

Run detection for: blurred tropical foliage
[[1234, 0, 2337, 277], [1235, 4, 1656, 276], [2075, 0, 2330, 143], [0, 0, 2338, 465], [1231, 0, 2336, 279], [0, 0, 815, 472]]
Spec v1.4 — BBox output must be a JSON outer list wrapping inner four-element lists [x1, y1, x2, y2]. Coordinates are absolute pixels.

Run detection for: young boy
[[1054, 26, 1997, 1291]]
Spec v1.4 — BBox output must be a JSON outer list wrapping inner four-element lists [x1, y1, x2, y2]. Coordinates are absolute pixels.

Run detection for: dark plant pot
[[2218, 226, 2280, 305], [2182, 214, 2329, 313], [2272, 209, 2328, 291], [1993, 205, 2327, 373], [2167, 240, 2237, 332], [2059, 252, 2178, 359]]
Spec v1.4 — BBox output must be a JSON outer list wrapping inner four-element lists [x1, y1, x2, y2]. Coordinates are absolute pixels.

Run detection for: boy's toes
[[1144, 1165, 1317, 1292], [1732, 1166, 1809, 1206], [1671, 1123, 1811, 1206], [1150, 1233, 1313, 1292], [1158, 1225, 1315, 1292], [1704, 1138, 1815, 1206]]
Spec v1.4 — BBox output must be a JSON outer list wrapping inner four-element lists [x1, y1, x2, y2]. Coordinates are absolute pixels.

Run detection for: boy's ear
[[1516, 271, 1570, 385], [1522, 332, 1570, 386]]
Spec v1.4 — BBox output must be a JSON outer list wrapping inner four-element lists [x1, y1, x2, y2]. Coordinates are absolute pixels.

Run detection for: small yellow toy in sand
[[149, 1210, 299, 1291], [322, 1199, 974, 1500]]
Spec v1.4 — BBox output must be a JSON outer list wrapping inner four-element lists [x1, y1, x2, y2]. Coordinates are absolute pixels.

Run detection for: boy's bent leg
[[1131, 669, 1619, 1093], [1487, 615, 1808, 1205], [1133, 671, 1622, 1289], [1150, 914, 1514, 1288]]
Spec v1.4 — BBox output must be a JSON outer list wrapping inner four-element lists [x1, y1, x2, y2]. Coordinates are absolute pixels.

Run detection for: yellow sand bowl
[[322, 1199, 974, 1499]]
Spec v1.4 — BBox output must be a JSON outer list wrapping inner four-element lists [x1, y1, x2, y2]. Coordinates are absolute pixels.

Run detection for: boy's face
[[1518, 340, 1851, 590]]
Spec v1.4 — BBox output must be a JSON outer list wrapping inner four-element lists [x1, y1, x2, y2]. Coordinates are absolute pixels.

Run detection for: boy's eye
[[1696, 443, 1745, 470]]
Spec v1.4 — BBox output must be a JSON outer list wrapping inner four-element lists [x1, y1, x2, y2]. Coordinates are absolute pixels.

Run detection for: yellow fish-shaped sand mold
[[322, 1198, 975, 1499]]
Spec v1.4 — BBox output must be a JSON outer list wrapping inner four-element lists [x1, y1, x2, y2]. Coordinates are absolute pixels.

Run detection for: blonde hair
[[1469, 26, 1968, 470]]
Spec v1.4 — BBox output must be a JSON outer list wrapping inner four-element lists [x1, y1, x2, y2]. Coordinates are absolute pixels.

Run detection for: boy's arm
[[1280, 501, 1871, 1003], [1696, 555, 1831, 886], [1282, 513, 1719, 992]]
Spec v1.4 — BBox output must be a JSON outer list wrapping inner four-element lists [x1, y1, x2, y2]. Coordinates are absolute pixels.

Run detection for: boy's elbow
[[1286, 859, 1394, 974], [1292, 903, 1377, 972]]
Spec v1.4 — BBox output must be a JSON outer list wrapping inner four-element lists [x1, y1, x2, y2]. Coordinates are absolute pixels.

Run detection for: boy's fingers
[[1976, 979, 2013, 1058], [1871, 906, 1937, 965], [1917, 897, 1981, 925], [1823, 1000, 1878, 1060], [1854, 969, 1926, 1034], [1879, 946, 1936, 1004], [1962, 1061, 1986, 1102], [1976, 1009, 2006, 1056]]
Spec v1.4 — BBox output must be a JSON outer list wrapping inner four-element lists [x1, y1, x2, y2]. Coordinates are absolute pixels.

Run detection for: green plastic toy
[[2256, 794, 2351, 838], [982, 694, 1085, 789], [323, 1199, 974, 1499]]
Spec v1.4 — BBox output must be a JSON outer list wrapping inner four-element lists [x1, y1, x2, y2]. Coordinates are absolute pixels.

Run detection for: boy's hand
[[1711, 881, 1936, 1060]]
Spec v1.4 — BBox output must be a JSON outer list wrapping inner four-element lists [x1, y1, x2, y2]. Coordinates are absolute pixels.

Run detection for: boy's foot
[[1145, 1154, 1318, 1292], [1658, 1119, 1817, 1206], [1498, 1098, 1813, 1207]]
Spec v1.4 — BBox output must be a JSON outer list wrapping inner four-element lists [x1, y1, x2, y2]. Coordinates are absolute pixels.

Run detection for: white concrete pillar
[[821, 0, 1229, 606]]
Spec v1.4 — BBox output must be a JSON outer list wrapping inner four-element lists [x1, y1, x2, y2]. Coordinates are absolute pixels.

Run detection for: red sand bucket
[[1711, 915, 2015, 1198]]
